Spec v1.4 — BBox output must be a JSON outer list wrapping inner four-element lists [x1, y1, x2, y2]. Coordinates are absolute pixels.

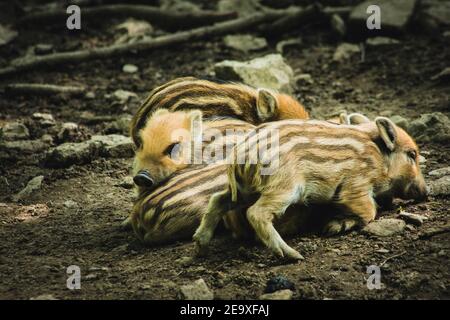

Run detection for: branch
[[419, 223, 450, 239], [0, 10, 290, 78], [18, 4, 237, 31], [5, 83, 85, 96]]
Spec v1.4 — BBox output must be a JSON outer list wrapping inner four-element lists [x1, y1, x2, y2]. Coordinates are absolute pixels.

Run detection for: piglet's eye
[[164, 143, 180, 157], [407, 150, 417, 160]]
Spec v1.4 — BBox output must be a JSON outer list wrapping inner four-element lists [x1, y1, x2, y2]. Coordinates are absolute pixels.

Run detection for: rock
[[366, 37, 400, 46], [175, 256, 194, 267], [179, 279, 214, 300], [90, 134, 133, 158], [408, 113, 450, 143], [0, 24, 17, 46], [259, 289, 293, 300], [34, 44, 54, 55], [428, 176, 450, 196], [429, 167, 450, 178], [115, 19, 153, 44], [85, 91, 96, 99], [113, 89, 138, 103], [32, 112, 55, 127], [295, 73, 314, 86], [45, 140, 98, 168], [349, 0, 417, 35], [390, 115, 409, 131], [223, 34, 267, 53], [160, 0, 200, 12], [214, 54, 295, 94], [218, 0, 261, 17], [443, 31, 450, 38], [275, 38, 302, 54], [0, 139, 50, 159], [362, 219, 406, 237], [57, 122, 80, 143], [64, 200, 78, 209], [30, 294, 57, 300], [265, 275, 295, 293], [333, 43, 360, 62], [13, 176, 44, 202], [45, 134, 133, 168], [330, 14, 346, 38], [122, 64, 138, 74], [1, 122, 30, 140], [431, 67, 450, 82], [119, 176, 134, 189], [104, 115, 132, 135], [398, 211, 427, 226]]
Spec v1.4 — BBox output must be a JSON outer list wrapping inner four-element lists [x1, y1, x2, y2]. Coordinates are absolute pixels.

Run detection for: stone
[[214, 54, 295, 94], [179, 278, 214, 300], [13, 176, 44, 202], [175, 256, 194, 267], [34, 43, 54, 55], [32, 112, 55, 127], [90, 134, 133, 158], [408, 113, 450, 143], [0, 24, 17, 46], [390, 115, 408, 131], [349, 0, 417, 34], [57, 122, 80, 142], [429, 167, 450, 178], [0, 139, 49, 158], [333, 43, 360, 62], [64, 200, 78, 209], [398, 211, 427, 226], [113, 89, 138, 103], [122, 64, 138, 74], [363, 219, 406, 237], [1, 122, 29, 140], [104, 115, 132, 135], [223, 34, 267, 52], [428, 176, 450, 196], [45, 140, 98, 168], [275, 38, 302, 54], [115, 19, 153, 44], [265, 275, 295, 293], [366, 37, 400, 46], [259, 289, 293, 300]]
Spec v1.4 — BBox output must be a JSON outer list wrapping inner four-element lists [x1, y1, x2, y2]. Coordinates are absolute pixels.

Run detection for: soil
[[0, 2, 449, 300]]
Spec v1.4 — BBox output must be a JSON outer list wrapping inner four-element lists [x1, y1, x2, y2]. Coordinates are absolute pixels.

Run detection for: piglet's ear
[[338, 111, 349, 124], [348, 113, 370, 125], [188, 110, 203, 142], [257, 89, 277, 121], [375, 117, 397, 151]]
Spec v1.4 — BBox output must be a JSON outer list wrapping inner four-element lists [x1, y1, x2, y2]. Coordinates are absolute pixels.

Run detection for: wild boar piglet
[[194, 117, 427, 260]]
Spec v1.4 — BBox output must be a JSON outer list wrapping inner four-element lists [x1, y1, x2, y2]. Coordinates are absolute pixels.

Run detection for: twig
[[18, 4, 237, 31], [419, 223, 450, 239], [380, 251, 407, 267], [0, 9, 292, 78], [5, 83, 85, 96]]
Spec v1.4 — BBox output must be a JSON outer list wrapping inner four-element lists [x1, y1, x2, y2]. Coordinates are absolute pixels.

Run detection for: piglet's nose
[[133, 170, 154, 188]]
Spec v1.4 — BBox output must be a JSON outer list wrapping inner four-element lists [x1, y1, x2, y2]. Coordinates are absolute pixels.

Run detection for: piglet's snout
[[133, 170, 155, 188], [407, 178, 428, 202]]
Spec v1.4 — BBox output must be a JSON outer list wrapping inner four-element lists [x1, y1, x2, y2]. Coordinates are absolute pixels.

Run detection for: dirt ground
[[0, 2, 449, 300]]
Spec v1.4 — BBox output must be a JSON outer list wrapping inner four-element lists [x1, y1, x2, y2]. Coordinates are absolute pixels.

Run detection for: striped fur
[[194, 118, 427, 259], [130, 77, 309, 149]]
